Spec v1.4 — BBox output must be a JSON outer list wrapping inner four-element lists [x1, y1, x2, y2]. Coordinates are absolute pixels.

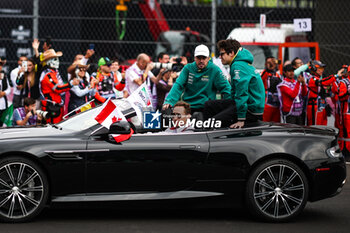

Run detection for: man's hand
[[71, 78, 80, 86], [146, 62, 154, 71], [180, 56, 188, 65], [18, 66, 26, 74], [337, 68, 345, 77], [32, 39, 40, 50], [91, 77, 99, 85], [26, 111, 33, 119], [162, 104, 171, 110], [0, 91, 5, 98], [230, 121, 245, 129], [85, 49, 95, 59], [170, 57, 177, 64], [170, 71, 178, 79], [37, 113, 43, 121], [297, 74, 305, 85]]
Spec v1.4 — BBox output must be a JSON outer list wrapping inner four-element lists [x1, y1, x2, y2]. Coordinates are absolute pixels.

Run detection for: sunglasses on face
[[79, 68, 86, 72], [219, 52, 227, 57]]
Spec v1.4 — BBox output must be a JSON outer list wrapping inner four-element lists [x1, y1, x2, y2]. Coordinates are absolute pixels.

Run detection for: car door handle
[[179, 145, 197, 150]]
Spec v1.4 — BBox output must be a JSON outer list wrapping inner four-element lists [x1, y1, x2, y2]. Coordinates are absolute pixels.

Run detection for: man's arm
[[279, 82, 301, 99], [32, 39, 40, 58], [14, 109, 32, 126], [42, 74, 73, 94], [163, 66, 189, 107]]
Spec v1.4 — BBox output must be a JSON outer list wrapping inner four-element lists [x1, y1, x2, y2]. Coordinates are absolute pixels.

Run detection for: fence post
[[33, 0, 39, 40], [211, 0, 216, 57]]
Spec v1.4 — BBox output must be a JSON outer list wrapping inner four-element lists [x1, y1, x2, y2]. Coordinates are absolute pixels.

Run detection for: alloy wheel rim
[[0, 162, 44, 219], [253, 164, 305, 219]]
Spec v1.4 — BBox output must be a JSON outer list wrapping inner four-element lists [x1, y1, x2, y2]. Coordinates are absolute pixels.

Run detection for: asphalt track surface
[[1, 164, 349, 233]]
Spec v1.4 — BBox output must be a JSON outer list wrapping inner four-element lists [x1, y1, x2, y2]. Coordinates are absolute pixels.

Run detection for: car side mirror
[[109, 121, 131, 134]]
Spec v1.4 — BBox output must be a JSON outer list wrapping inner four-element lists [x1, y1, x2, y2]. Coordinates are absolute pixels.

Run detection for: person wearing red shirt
[[90, 57, 125, 104], [337, 66, 350, 160], [299, 60, 335, 126], [261, 57, 282, 123], [40, 49, 79, 123], [330, 65, 348, 150], [277, 64, 308, 125]]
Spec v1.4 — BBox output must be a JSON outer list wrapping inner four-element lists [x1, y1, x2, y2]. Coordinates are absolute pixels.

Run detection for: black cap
[[283, 64, 294, 72], [161, 69, 171, 76], [313, 60, 326, 68]]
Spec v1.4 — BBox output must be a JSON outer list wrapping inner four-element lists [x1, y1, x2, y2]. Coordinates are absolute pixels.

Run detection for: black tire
[[245, 159, 309, 222], [0, 156, 49, 222]]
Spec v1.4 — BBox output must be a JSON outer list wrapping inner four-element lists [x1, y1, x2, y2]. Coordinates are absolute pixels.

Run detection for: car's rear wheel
[[0, 157, 48, 222], [246, 159, 309, 222]]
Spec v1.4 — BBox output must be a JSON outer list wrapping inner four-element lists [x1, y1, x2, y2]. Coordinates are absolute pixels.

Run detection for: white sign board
[[294, 18, 312, 32]]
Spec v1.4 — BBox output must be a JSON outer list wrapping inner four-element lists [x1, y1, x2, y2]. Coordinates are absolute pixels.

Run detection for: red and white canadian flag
[[110, 128, 134, 143], [94, 99, 126, 129]]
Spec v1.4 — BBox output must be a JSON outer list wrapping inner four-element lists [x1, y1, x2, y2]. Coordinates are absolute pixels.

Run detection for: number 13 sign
[[294, 18, 312, 32]]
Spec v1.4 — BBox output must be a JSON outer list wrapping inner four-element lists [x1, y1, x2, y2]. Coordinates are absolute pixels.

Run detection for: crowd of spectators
[[0, 37, 350, 159]]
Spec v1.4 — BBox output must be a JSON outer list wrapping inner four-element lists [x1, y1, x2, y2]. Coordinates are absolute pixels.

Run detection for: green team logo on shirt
[[201, 75, 209, 82], [188, 73, 195, 84]]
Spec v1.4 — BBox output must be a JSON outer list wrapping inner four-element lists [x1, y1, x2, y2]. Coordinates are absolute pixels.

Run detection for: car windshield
[[155, 31, 185, 57], [244, 45, 279, 70], [57, 106, 102, 131]]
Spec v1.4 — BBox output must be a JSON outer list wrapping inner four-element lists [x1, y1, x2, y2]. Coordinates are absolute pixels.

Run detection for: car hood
[[0, 125, 69, 140]]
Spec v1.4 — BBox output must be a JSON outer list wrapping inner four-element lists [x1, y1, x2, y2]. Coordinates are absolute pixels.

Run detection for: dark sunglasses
[[219, 52, 227, 57], [79, 68, 87, 72]]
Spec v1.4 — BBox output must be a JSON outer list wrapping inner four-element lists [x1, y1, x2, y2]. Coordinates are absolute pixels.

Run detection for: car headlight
[[327, 145, 342, 158]]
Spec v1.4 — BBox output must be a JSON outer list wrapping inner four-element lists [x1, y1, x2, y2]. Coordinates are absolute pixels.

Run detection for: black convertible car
[[0, 104, 346, 223]]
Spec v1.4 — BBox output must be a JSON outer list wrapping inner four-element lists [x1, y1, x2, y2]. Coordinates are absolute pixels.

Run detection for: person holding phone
[[16, 59, 37, 105], [10, 55, 27, 108], [67, 44, 95, 77]]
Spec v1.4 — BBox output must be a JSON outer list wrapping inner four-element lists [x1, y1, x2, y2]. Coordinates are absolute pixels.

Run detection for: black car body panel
[[0, 110, 346, 222]]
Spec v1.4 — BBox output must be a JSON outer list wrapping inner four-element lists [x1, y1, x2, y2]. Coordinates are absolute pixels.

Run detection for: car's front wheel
[[0, 156, 49, 222], [246, 159, 309, 222]]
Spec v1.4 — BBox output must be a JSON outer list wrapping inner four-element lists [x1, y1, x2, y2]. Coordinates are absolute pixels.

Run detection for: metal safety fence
[[0, 0, 348, 77]]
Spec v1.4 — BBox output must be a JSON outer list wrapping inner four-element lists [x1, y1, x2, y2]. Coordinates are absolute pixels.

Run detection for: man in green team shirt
[[212, 39, 265, 128], [162, 44, 231, 113]]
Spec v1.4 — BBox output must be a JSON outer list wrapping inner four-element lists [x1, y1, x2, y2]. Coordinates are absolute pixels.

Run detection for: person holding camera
[[12, 97, 43, 126], [125, 53, 159, 109], [261, 56, 282, 123], [156, 69, 176, 110], [277, 64, 308, 125], [90, 57, 125, 104], [152, 52, 170, 77], [68, 63, 97, 112], [337, 66, 350, 161], [10, 55, 28, 108], [110, 58, 125, 99], [294, 60, 336, 126], [67, 46, 95, 80], [163, 44, 231, 113]]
